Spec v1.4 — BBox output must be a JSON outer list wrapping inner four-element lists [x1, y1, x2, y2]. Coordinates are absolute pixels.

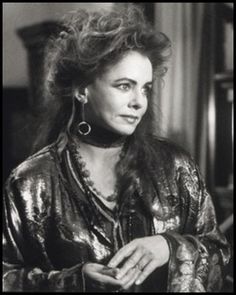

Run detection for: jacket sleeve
[[3, 173, 85, 292], [162, 157, 231, 292]]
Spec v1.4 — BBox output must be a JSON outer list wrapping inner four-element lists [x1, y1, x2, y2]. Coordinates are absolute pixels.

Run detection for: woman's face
[[84, 51, 153, 135]]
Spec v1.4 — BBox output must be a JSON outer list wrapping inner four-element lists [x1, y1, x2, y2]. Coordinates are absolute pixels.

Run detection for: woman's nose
[[128, 89, 146, 110]]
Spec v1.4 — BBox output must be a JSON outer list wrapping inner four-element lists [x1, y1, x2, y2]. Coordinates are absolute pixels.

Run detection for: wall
[[154, 3, 206, 159], [3, 3, 114, 181], [3, 3, 113, 87]]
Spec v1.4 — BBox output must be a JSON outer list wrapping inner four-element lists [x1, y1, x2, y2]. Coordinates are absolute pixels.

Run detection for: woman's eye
[[117, 84, 131, 91]]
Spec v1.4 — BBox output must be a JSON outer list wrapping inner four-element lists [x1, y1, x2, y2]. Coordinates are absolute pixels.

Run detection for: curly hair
[[33, 4, 172, 209], [46, 4, 170, 96]]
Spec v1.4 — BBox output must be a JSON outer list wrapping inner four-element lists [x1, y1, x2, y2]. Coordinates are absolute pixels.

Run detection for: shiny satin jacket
[[3, 139, 230, 292]]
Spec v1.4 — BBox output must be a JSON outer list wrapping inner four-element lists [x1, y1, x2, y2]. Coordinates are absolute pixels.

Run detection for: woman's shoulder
[[7, 143, 60, 184]]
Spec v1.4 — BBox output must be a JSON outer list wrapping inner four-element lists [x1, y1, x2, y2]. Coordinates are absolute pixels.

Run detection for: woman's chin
[[112, 126, 137, 136], [96, 121, 138, 136]]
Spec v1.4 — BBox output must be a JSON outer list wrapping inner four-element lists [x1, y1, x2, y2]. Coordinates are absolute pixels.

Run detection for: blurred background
[[3, 3, 233, 291]]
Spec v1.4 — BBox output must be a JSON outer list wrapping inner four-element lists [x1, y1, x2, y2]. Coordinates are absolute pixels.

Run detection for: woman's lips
[[120, 115, 139, 124]]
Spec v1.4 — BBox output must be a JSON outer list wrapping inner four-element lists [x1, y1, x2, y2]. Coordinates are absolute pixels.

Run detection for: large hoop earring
[[75, 91, 91, 136], [77, 121, 91, 136]]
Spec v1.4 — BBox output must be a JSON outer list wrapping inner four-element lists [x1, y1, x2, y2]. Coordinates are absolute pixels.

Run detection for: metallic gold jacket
[[3, 140, 231, 292]]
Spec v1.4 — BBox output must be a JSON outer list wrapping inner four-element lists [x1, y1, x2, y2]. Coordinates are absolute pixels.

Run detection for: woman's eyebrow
[[113, 78, 153, 85], [113, 78, 136, 84]]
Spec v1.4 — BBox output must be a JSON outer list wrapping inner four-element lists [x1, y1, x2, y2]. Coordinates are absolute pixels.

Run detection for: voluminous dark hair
[[46, 4, 170, 96], [33, 4, 172, 211]]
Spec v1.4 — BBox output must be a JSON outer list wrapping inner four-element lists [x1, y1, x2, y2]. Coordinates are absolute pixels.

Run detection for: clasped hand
[[82, 235, 170, 291]]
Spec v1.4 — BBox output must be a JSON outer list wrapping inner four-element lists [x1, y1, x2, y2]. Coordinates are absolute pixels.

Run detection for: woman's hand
[[107, 235, 170, 286], [82, 262, 142, 291]]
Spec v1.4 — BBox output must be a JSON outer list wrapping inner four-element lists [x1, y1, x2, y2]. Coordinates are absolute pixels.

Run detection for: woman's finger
[[115, 248, 144, 279], [108, 240, 138, 268], [135, 260, 157, 286], [83, 263, 121, 287], [121, 266, 141, 290], [136, 252, 153, 271], [100, 266, 119, 278], [88, 271, 122, 288]]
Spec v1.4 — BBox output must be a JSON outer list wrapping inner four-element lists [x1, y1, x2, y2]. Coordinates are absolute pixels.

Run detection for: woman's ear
[[74, 88, 88, 104]]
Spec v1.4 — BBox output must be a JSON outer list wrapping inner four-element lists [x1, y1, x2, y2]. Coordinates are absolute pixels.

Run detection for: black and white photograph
[[3, 2, 233, 292]]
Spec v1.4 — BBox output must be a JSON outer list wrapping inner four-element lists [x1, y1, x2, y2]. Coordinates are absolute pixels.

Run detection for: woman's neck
[[77, 140, 123, 165], [76, 123, 127, 148], [70, 123, 127, 163]]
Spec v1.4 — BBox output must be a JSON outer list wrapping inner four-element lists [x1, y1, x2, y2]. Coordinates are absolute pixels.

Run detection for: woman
[[3, 4, 230, 292]]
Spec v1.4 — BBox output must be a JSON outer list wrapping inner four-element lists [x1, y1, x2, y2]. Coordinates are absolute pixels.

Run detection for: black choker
[[75, 124, 127, 148]]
